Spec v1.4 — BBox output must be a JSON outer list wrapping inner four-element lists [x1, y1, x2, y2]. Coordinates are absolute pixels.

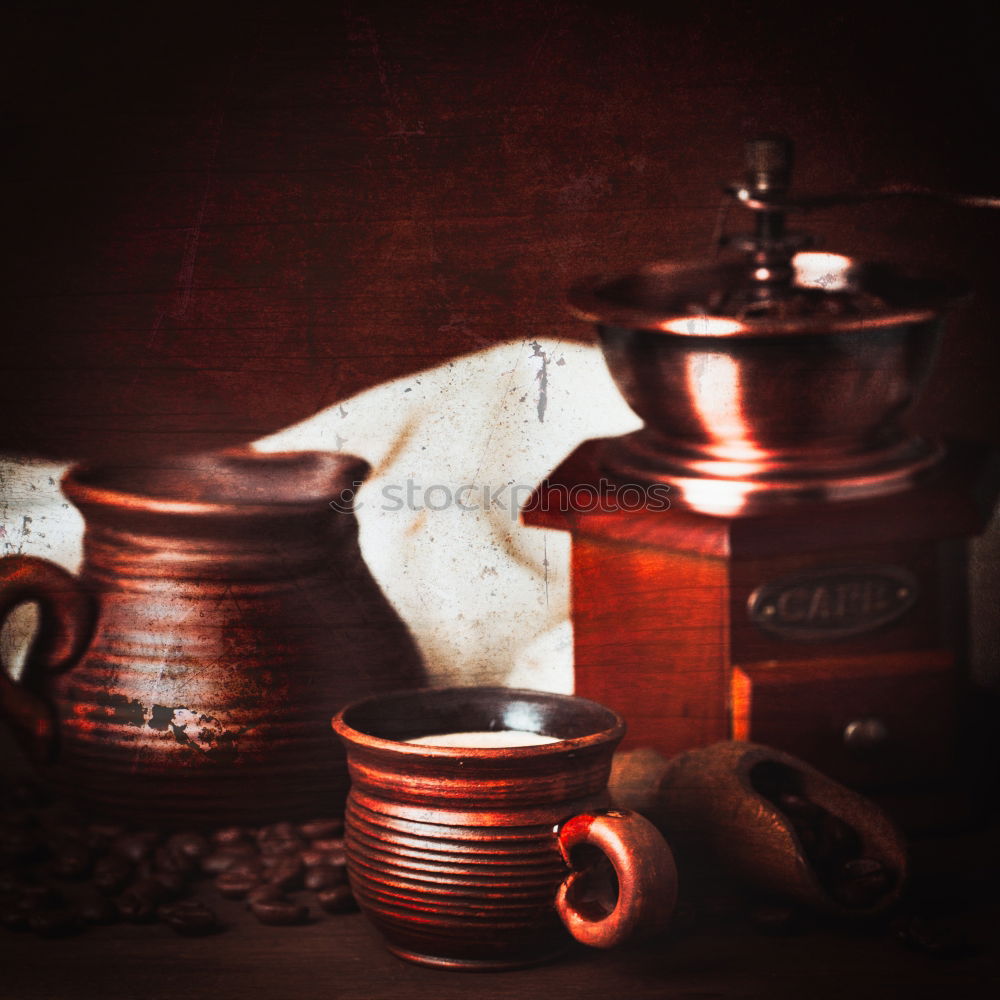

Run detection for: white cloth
[[255, 338, 640, 690], [0, 339, 641, 691]]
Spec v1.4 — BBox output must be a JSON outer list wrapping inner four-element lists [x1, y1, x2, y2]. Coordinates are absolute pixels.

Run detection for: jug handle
[[0, 555, 96, 762], [555, 808, 678, 949]]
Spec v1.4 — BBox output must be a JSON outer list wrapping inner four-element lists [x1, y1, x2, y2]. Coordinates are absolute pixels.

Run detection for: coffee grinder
[[525, 137, 999, 820]]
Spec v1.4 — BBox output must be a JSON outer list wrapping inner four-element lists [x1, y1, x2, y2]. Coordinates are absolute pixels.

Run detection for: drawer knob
[[842, 717, 889, 753]]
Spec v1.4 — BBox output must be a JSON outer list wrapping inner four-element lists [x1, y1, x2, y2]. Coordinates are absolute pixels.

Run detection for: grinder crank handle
[[555, 808, 677, 949], [0, 555, 95, 762]]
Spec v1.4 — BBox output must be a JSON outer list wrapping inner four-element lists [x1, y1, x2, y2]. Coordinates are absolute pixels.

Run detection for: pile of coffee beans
[[749, 761, 893, 910], [0, 778, 356, 938]]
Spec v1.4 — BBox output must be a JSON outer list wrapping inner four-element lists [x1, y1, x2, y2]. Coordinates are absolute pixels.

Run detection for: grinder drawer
[[731, 649, 956, 789]]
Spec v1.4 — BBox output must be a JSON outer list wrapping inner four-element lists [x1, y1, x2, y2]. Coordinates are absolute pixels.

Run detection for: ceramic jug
[[0, 449, 425, 827]]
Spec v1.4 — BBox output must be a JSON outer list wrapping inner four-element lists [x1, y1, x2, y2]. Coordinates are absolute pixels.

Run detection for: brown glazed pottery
[[0, 449, 425, 827], [610, 742, 908, 917], [332, 687, 678, 971]]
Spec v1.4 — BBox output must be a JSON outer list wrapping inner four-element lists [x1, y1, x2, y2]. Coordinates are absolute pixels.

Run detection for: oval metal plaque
[[748, 564, 918, 641]]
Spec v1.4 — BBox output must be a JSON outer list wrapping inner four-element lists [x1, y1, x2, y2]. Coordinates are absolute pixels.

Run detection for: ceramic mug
[[332, 686, 677, 970]]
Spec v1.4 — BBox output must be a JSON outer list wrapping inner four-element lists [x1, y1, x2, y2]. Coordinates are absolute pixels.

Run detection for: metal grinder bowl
[[568, 138, 968, 514], [571, 253, 959, 468]]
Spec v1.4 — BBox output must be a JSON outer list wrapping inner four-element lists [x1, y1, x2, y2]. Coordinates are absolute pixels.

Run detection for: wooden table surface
[[4, 823, 998, 1000]]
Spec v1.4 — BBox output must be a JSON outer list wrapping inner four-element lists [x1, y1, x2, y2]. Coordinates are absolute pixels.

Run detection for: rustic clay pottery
[[332, 686, 677, 970], [610, 741, 907, 917], [0, 449, 425, 827]]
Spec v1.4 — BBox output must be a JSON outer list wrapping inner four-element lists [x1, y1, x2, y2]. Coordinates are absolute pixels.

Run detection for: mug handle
[[0, 555, 95, 762], [555, 808, 677, 949]]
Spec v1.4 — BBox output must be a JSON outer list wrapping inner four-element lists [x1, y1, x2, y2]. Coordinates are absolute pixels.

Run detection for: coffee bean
[[299, 818, 344, 841], [256, 822, 298, 844], [322, 848, 347, 869], [316, 885, 356, 915], [200, 844, 258, 876], [310, 838, 345, 854], [302, 843, 346, 869], [115, 891, 158, 923], [153, 845, 197, 878], [260, 851, 292, 870], [150, 870, 186, 900], [815, 812, 862, 868], [117, 879, 169, 922], [249, 898, 308, 926], [776, 793, 827, 857], [226, 841, 260, 860], [112, 831, 160, 864], [93, 855, 133, 896], [212, 826, 249, 847], [301, 849, 331, 868], [201, 852, 238, 877], [166, 832, 210, 861], [222, 859, 264, 880], [830, 857, 891, 909], [0, 790, 360, 940], [265, 857, 304, 892], [760, 785, 878, 906], [158, 899, 222, 937], [28, 906, 84, 938], [259, 838, 306, 860], [215, 871, 261, 900], [304, 865, 346, 892], [300, 846, 348, 868], [246, 884, 285, 907]]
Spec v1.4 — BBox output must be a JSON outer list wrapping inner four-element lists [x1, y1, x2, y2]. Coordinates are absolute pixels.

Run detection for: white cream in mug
[[405, 730, 560, 748]]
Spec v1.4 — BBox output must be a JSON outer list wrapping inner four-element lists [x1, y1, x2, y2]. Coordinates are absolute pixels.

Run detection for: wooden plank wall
[[2, 0, 998, 461]]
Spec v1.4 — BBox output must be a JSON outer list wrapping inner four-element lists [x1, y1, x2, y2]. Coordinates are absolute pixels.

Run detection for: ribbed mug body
[[334, 687, 624, 970]]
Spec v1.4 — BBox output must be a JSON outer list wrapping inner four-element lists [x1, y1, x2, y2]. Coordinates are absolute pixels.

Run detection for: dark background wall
[[3, 0, 1000, 461]]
